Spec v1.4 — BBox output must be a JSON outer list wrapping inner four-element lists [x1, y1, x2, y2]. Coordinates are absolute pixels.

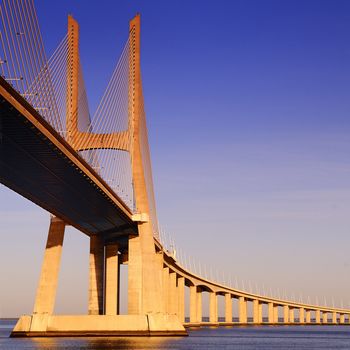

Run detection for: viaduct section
[[0, 1, 348, 337]]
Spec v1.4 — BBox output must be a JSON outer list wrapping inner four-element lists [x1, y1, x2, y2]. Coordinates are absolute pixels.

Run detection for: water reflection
[[30, 336, 183, 349], [2, 321, 350, 350]]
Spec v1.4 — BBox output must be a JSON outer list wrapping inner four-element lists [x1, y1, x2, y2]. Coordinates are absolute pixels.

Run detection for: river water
[[1, 319, 350, 349]]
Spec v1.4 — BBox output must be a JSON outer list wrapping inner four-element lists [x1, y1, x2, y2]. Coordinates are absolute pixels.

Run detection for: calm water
[[1, 319, 350, 349]]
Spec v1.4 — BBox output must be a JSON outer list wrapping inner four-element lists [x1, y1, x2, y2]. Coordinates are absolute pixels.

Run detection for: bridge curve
[[161, 245, 350, 326], [1, 0, 348, 336]]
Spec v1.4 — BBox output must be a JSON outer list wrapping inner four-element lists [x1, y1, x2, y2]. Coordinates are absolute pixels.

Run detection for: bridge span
[[0, 0, 348, 337], [162, 250, 350, 327]]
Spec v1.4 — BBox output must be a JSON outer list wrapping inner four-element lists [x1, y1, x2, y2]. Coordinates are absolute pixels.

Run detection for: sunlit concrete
[[225, 293, 232, 323], [5, 8, 350, 339], [33, 217, 65, 317], [105, 244, 119, 315], [88, 235, 104, 315]]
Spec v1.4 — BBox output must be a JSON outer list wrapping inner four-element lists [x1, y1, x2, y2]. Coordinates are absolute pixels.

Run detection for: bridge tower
[[65, 14, 165, 317], [11, 14, 185, 336], [127, 14, 164, 317]]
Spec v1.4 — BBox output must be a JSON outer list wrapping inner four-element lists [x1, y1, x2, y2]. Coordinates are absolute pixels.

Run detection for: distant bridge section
[[162, 249, 350, 326]]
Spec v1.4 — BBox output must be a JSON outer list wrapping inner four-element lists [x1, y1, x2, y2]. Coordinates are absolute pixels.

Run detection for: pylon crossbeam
[[73, 130, 129, 152]]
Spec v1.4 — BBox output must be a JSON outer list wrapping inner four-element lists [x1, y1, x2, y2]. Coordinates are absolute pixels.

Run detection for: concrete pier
[[177, 277, 185, 323], [239, 297, 247, 323], [33, 217, 65, 316], [305, 310, 311, 323], [268, 302, 274, 323], [225, 293, 232, 323], [299, 308, 305, 324], [190, 285, 197, 323], [197, 289, 203, 323], [163, 267, 170, 313], [283, 305, 289, 323], [105, 244, 119, 316], [289, 308, 295, 323], [274, 305, 279, 323], [253, 299, 259, 324], [88, 235, 104, 315], [209, 292, 218, 324], [316, 310, 321, 323]]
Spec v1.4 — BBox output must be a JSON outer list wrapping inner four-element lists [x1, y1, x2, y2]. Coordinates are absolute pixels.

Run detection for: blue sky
[[0, 0, 349, 317]]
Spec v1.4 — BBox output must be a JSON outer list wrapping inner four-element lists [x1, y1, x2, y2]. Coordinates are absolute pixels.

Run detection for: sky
[[0, 0, 349, 317]]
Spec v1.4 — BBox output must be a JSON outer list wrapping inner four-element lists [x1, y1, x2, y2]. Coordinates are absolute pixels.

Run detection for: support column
[[289, 308, 295, 323], [253, 299, 259, 324], [88, 235, 104, 315], [268, 302, 274, 323], [177, 277, 185, 323], [128, 14, 164, 317], [197, 289, 202, 323], [305, 310, 311, 324], [225, 293, 232, 323], [127, 235, 142, 314], [117, 260, 121, 315], [104, 244, 119, 315], [258, 302, 263, 323], [190, 285, 197, 323], [163, 267, 170, 314], [274, 305, 279, 323], [299, 307, 305, 324], [33, 217, 65, 315], [340, 314, 345, 324], [209, 292, 218, 323], [315, 309, 321, 324], [332, 312, 337, 324], [239, 296, 247, 323], [283, 305, 289, 323], [322, 312, 328, 324], [169, 272, 178, 315]]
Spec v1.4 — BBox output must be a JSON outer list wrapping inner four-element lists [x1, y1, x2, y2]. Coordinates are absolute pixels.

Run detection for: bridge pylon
[[11, 13, 185, 337], [127, 14, 164, 317]]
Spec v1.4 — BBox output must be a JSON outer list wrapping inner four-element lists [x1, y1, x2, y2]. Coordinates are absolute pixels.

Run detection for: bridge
[[0, 0, 349, 336]]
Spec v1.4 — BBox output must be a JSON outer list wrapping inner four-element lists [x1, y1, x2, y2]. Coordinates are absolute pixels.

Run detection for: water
[[1, 319, 350, 349]]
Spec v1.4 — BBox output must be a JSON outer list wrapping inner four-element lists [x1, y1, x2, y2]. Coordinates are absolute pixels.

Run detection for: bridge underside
[[0, 78, 136, 245]]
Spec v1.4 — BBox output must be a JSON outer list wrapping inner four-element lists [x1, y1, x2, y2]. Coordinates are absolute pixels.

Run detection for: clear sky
[[0, 0, 349, 317]]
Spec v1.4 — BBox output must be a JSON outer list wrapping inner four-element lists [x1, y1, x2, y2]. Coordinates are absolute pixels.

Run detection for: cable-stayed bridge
[[0, 0, 349, 336]]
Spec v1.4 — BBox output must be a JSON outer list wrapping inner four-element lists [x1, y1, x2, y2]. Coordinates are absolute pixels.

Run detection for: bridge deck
[[0, 77, 136, 241]]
